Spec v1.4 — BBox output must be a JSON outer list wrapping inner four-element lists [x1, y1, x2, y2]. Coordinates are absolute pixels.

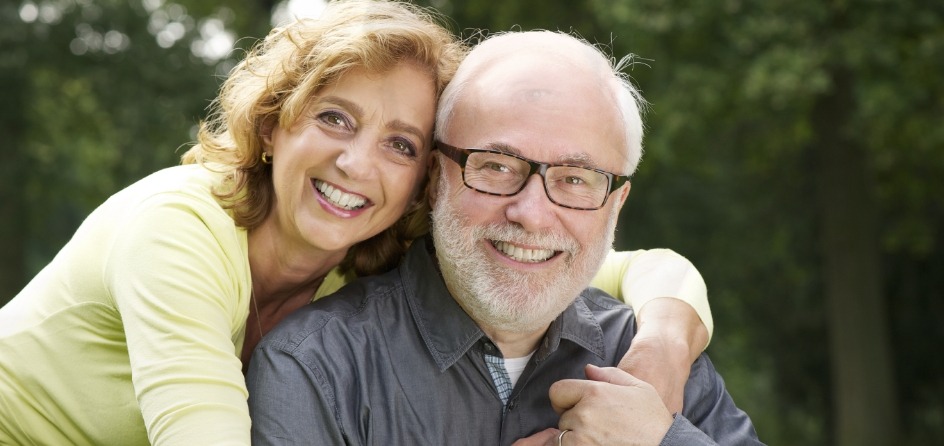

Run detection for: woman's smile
[[313, 179, 369, 212]]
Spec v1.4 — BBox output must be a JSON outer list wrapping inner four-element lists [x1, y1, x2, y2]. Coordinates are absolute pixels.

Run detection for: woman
[[0, 0, 710, 444]]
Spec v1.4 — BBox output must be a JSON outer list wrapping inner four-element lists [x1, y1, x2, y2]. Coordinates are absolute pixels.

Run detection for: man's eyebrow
[[482, 142, 599, 168], [482, 142, 521, 155], [557, 152, 596, 168], [319, 95, 427, 142]]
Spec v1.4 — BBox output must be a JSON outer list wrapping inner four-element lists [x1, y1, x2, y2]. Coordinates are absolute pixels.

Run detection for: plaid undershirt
[[484, 353, 513, 405]]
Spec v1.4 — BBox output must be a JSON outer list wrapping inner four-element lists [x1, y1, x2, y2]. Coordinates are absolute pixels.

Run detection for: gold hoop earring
[[261, 152, 272, 164]]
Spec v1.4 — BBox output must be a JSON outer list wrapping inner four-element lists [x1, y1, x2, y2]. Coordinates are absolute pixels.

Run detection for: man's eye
[[564, 176, 586, 185], [483, 162, 511, 173]]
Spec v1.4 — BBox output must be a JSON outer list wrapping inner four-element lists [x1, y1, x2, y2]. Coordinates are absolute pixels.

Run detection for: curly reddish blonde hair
[[181, 0, 466, 276]]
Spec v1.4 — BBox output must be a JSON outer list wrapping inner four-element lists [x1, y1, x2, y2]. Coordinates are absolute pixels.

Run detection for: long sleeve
[[0, 165, 253, 445], [107, 191, 252, 445], [667, 354, 764, 446], [659, 415, 719, 445], [247, 341, 347, 445]]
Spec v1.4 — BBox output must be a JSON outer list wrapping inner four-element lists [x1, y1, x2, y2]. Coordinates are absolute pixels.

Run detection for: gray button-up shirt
[[247, 237, 762, 445]]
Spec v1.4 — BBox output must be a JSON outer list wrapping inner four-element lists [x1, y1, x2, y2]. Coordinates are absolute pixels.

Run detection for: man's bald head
[[435, 31, 645, 173]]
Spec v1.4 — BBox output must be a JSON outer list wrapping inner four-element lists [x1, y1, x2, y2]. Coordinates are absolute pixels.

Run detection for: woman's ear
[[260, 117, 277, 148]]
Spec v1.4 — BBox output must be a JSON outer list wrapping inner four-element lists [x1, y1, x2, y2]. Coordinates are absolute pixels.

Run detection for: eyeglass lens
[[463, 151, 610, 209]]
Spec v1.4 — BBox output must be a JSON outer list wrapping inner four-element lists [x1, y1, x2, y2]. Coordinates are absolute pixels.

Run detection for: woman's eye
[[390, 139, 417, 157], [318, 111, 350, 129]]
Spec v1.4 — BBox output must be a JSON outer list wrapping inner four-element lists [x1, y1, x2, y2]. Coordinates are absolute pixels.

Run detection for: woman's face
[[265, 63, 436, 254]]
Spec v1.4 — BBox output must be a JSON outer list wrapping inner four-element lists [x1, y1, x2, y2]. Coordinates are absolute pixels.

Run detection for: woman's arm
[[590, 249, 712, 413], [109, 195, 252, 444]]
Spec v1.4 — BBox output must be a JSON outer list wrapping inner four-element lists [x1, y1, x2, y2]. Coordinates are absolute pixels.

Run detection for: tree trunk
[[0, 68, 28, 304], [814, 69, 899, 445]]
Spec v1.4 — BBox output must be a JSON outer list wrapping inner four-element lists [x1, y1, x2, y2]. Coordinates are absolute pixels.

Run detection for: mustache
[[474, 222, 580, 255]]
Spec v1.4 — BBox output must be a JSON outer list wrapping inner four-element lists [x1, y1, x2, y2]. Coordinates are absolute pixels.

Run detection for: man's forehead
[[453, 87, 630, 172], [484, 84, 566, 109], [468, 63, 599, 108], [518, 86, 553, 102]]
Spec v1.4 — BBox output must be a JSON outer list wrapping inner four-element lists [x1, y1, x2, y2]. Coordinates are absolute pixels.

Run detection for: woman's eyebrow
[[387, 120, 427, 142], [319, 95, 426, 141], [319, 96, 363, 117]]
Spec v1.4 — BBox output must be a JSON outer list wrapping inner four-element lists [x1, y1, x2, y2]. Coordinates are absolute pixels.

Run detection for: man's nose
[[503, 174, 556, 232]]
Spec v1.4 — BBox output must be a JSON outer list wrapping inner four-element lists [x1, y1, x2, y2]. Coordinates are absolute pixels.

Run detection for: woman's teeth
[[315, 180, 367, 210]]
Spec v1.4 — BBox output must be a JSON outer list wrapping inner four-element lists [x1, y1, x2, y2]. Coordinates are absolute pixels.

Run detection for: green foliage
[[588, 0, 943, 444], [3, 0, 942, 443], [0, 0, 265, 283], [426, 0, 943, 443]]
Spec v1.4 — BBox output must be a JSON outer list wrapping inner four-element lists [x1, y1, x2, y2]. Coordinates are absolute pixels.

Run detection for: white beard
[[431, 175, 620, 333]]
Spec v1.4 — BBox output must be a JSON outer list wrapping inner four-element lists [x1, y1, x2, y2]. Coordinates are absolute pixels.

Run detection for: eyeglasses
[[436, 142, 630, 211]]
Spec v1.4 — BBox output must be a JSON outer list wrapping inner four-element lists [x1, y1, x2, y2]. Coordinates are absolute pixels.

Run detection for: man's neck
[[481, 325, 549, 358]]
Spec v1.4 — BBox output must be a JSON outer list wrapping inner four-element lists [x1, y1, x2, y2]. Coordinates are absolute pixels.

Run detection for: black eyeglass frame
[[436, 141, 630, 211]]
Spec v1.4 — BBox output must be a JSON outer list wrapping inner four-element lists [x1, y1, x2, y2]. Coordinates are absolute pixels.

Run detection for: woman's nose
[[335, 137, 374, 180]]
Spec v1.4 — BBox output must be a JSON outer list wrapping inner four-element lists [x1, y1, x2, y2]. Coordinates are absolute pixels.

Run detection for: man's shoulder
[[579, 287, 635, 314], [260, 271, 406, 355], [572, 287, 638, 340]]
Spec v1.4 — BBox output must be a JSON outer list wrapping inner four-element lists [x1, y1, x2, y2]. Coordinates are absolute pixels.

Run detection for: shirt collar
[[401, 236, 607, 371]]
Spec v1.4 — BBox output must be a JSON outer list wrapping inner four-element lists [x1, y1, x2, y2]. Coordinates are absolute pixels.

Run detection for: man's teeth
[[316, 181, 367, 210], [493, 241, 554, 263]]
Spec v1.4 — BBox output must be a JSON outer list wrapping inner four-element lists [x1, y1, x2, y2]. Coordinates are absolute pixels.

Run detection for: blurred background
[[1, 0, 942, 444]]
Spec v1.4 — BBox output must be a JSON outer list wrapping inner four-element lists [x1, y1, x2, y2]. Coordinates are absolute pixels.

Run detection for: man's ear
[[614, 182, 631, 211], [427, 153, 442, 207]]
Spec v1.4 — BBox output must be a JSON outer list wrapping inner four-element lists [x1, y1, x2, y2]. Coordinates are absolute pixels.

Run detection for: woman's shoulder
[[81, 164, 240, 242], [103, 164, 231, 212], [132, 163, 229, 196]]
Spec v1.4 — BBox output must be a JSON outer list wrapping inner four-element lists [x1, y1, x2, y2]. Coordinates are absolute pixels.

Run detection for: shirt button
[[484, 343, 495, 353], [508, 400, 517, 410]]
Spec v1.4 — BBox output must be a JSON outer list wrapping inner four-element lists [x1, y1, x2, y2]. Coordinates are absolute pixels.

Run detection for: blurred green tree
[[422, 0, 944, 444], [580, 0, 944, 444], [3, 0, 941, 444], [0, 0, 272, 299]]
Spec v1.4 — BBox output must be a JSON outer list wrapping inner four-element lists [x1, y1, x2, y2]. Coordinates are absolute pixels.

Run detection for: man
[[248, 31, 762, 445]]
